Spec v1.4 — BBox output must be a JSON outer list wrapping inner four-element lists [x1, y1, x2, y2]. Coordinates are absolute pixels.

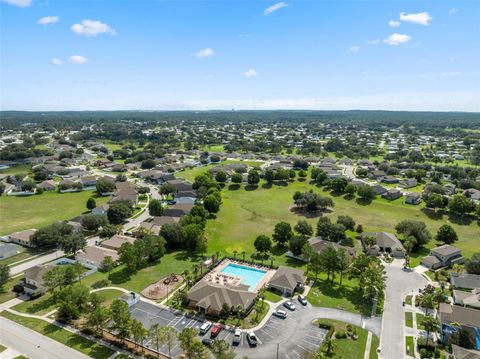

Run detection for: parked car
[[232, 329, 242, 345], [201, 338, 213, 347], [246, 331, 258, 346], [273, 309, 287, 319], [200, 321, 212, 334], [298, 294, 307, 306], [283, 301, 296, 311], [211, 323, 222, 337]]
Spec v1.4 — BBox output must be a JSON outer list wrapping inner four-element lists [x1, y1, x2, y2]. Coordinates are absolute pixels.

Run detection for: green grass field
[[416, 313, 426, 330], [316, 319, 369, 359], [369, 334, 379, 359], [405, 312, 413, 328], [0, 311, 113, 359], [0, 190, 109, 235], [263, 289, 283, 302], [0, 164, 32, 175], [405, 336, 415, 357]]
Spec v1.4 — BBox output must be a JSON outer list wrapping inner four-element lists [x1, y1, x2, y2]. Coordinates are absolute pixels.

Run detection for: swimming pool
[[221, 263, 267, 292]]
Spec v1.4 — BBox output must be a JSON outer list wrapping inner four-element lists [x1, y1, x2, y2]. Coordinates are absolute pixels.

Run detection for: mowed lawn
[[203, 179, 479, 260], [0, 190, 109, 235]]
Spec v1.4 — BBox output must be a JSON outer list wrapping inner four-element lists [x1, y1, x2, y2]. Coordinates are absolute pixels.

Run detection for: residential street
[[0, 316, 90, 359], [379, 260, 427, 359]]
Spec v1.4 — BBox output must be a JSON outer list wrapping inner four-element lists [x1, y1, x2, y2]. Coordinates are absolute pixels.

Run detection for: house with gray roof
[[438, 303, 480, 346], [267, 266, 306, 296], [187, 280, 256, 315], [453, 288, 480, 310], [361, 232, 405, 258], [451, 273, 480, 290], [22, 264, 54, 296], [452, 345, 480, 359], [308, 237, 356, 257], [421, 245, 464, 270], [4, 229, 37, 247]]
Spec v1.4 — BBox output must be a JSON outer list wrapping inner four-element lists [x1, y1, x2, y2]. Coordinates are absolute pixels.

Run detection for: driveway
[[379, 260, 427, 359]]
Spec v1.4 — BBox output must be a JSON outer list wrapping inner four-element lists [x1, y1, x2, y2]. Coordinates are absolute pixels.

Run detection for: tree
[[448, 194, 476, 216], [183, 224, 207, 253], [178, 328, 208, 359], [336, 249, 350, 286], [336, 215, 355, 231], [425, 193, 444, 211], [395, 220, 431, 250], [43, 266, 66, 296], [422, 316, 439, 347], [449, 328, 476, 349], [204, 194, 221, 213], [356, 185, 376, 201], [141, 159, 156, 169], [160, 183, 176, 196], [211, 339, 236, 359], [160, 223, 184, 250], [0, 182, 5, 196], [116, 173, 127, 182], [359, 261, 386, 304], [81, 214, 108, 231], [254, 235, 272, 254], [100, 223, 118, 238], [86, 197, 96, 210], [101, 256, 115, 272], [107, 200, 133, 224], [118, 242, 142, 273], [0, 264, 10, 290], [289, 236, 308, 257], [435, 224, 458, 244], [215, 171, 228, 183], [131, 319, 148, 352], [86, 305, 110, 336], [330, 177, 348, 193], [96, 178, 115, 195], [319, 247, 339, 282], [110, 299, 132, 343], [294, 220, 313, 238], [59, 231, 86, 254], [56, 284, 90, 322], [302, 242, 314, 263], [247, 170, 260, 185], [465, 252, 480, 274], [229, 173, 242, 185], [148, 199, 164, 216], [31, 222, 74, 249], [272, 222, 293, 247], [309, 252, 323, 280], [264, 169, 275, 183], [345, 183, 356, 197], [158, 326, 177, 358]]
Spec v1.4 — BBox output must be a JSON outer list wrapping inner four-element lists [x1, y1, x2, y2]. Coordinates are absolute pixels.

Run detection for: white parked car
[[200, 321, 212, 334], [232, 329, 242, 345], [283, 301, 296, 311], [273, 309, 287, 319]]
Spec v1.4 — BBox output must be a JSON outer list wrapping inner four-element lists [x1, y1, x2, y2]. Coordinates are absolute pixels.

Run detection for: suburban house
[[451, 273, 480, 290], [167, 179, 193, 193], [438, 303, 480, 348], [361, 232, 405, 258], [140, 216, 179, 235], [463, 188, 480, 203], [381, 188, 402, 201], [453, 288, 480, 309], [80, 176, 97, 188], [100, 234, 136, 251], [22, 264, 54, 296], [92, 204, 109, 215], [110, 181, 139, 206], [405, 192, 422, 205], [399, 178, 418, 189], [37, 180, 56, 191], [4, 229, 37, 247], [451, 345, 480, 359], [421, 245, 464, 270], [137, 170, 164, 184], [163, 203, 194, 217], [371, 184, 388, 196], [187, 280, 256, 315], [75, 246, 119, 268], [307, 237, 356, 257], [267, 266, 306, 296], [0, 243, 19, 260]]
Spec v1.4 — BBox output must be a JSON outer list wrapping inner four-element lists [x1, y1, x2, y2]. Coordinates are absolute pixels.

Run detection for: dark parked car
[[246, 332, 258, 346], [201, 338, 213, 347]]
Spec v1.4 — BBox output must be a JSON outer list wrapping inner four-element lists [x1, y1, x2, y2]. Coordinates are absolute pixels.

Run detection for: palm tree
[[418, 293, 436, 316], [241, 251, 246, 261], [182, 269, 190, 288], [149, 324, 162, 354], [215, 251, 220, 262], [131, 319, 147, 353], [233, 250, 238, 260], [423, 316, 439, 347]]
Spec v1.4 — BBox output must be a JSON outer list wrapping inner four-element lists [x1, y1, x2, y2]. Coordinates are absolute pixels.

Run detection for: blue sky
[[1, 0, 479, 111]]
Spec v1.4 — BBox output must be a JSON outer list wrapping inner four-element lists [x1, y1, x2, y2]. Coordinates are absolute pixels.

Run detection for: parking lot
[[130, 299, 327, 359]]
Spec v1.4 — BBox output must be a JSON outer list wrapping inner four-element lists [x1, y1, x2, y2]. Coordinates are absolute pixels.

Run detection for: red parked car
[[211, 323, 222, 337]]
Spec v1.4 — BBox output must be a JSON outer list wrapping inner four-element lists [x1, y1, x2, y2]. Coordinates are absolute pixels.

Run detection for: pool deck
[[205, 259, 276, 293]]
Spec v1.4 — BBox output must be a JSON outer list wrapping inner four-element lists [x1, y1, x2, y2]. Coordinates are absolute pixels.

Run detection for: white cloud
[[71, 20, 116, 36], [68, 55, 88, 64], [399, 12, 432, 26], [38, 16, 59, 25], [51, 58, 63, 65], [449, 8, 459, 14], [241, 69, 258, 77], [349, 45, 360, 52], [264, 2, 288, 15], [389, 20, 400, 28], [384, 33, 411, 45], [367, 39, 380, 45], [1, 0, 31, 7], [193, 48, 215, 58]]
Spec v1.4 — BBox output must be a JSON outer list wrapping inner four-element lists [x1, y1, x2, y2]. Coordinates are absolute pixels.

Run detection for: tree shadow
[[289, 206, 323, 218], [420, 208, 444, 221], [270, 245, 288, 256], [285, 257, 306, 268], [273, 181, 288, 187], [108, 267, 132, 285], [173, 251, 201, 262], [262, 182, 273, 189], [343, 194, 355, 201], [355, 198, 373, 206], [23, 295, 57, 314], [298, 178, 307, 182], [447, 213, 474, 226], [227, 184, 240, 191], [328, 191, 344, 198], [244, 184, 258, 191]]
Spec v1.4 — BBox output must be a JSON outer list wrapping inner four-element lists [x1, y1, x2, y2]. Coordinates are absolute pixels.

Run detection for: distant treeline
[[1, 110, 480, 130]]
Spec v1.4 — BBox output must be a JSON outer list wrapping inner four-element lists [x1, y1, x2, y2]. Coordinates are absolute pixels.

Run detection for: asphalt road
[[0, 316, 90, 359], [379, 261, 427, 359]]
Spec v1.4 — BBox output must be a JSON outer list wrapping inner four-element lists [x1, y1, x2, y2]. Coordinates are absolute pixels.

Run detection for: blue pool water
[[221, 263, 267, 292]]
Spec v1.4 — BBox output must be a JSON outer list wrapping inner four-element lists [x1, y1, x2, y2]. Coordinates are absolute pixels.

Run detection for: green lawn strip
[[0, 190, 109, 235], [306, 274, 377, 316], [405, 312, 413, 328], [94, 288, 124, 306], [416, 313, 426, 330], [0, 275, 24, 304], [263, 289, 283, 303], [405, 336, 415, 357], [405, 295, 413, 306], [369, 335, 380, 359], [0, 311, 113, 359], [0, 249, 38, 266], [0, 164, 32, 175], [13, 293, 57, 316], [316, 319, 369, 359]]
